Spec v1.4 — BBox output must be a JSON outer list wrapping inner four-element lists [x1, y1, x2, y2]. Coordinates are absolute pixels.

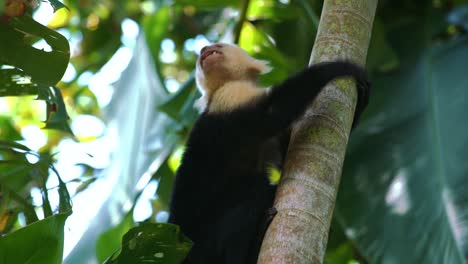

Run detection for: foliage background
[[1, 0, 468, 263]]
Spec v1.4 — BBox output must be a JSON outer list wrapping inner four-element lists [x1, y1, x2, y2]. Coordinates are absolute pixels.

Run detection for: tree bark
[[257, 1, 377, 263]]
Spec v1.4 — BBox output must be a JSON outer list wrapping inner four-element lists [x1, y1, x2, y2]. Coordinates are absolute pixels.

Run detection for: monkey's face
[[198, 43, 225, 74], [195, 43, 271, 96]]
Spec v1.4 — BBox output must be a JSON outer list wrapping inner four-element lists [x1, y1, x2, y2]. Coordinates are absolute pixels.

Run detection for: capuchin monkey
[[169, 43, 370, 264]]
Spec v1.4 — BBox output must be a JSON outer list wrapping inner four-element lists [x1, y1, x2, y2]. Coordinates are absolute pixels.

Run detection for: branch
[[233, 0, 250, 44]]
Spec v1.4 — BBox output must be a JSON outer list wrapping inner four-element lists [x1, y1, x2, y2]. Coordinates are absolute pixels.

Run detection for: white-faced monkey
[[169, 43, 370, 264]]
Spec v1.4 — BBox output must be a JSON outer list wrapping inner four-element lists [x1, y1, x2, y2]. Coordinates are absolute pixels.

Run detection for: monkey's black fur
[[169, 61, 370, 264]]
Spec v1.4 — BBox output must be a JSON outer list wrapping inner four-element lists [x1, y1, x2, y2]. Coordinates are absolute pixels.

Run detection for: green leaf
[[96, 211, 134, 263], [0, 15, 70, 86], [0, 156, 38, 195], [239, 22, 290, 86], [0, 212, 71, 264], [157, 74, 197, 124], [142, 6, 173, 89], [295, 0, 320, 30], [0, 184, 39, 224], [0, 145, 71, 225], [0, 140, 30, 152], [36, 85, 58, 103], [43, 87, 73, 134], [155, 160, 176, 210], [104, 223, 192, 264], [0, 70, 72, 133], [247, 0, 299, 21], [51, 165, 72, 214], [325, 242, 355, 264], [338, 35, 468, 263], [0, 68, 39, 97]]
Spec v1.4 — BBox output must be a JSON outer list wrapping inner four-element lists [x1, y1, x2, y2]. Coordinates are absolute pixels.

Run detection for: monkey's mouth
[[200, 48, 223, 67]]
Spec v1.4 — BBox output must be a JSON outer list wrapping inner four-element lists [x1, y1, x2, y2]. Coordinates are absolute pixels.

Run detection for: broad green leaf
[[0, 212, 71, 264], [338, 34, 468, 263], [0, 16, 70, 86], [104, 223, 192, 264], [96, 211, 134, 263]]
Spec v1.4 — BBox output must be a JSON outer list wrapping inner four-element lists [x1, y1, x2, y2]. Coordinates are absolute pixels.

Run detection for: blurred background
[[1, 0, 468, 263]]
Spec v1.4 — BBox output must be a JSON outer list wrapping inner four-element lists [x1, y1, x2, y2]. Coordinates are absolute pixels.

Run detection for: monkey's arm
[[227, 61, 370, 140]]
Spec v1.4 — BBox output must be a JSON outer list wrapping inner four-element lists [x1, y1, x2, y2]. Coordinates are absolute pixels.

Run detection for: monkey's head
[[195, 43, 271, 110]]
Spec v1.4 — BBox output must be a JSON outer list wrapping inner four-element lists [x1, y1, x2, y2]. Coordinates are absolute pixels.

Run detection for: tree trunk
[[257, 1, 377, 263]]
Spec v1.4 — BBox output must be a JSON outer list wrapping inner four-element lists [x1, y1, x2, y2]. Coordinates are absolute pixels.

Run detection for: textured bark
[[257, 1, 377, 263]]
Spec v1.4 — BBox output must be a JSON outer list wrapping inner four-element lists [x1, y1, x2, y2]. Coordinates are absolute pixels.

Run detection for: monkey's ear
[[249, 59, 272, 75]]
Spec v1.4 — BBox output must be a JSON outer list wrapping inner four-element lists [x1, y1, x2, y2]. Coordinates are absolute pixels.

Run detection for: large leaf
[[104, 223, 192, 264], [0, 15, 69, 86], [96, 211, 134, 263], [338, 34, 468, 263], [0, 212, 71, 264]]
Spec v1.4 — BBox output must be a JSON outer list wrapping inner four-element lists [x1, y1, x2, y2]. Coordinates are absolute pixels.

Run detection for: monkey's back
[[169, 111, 277, 264]]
